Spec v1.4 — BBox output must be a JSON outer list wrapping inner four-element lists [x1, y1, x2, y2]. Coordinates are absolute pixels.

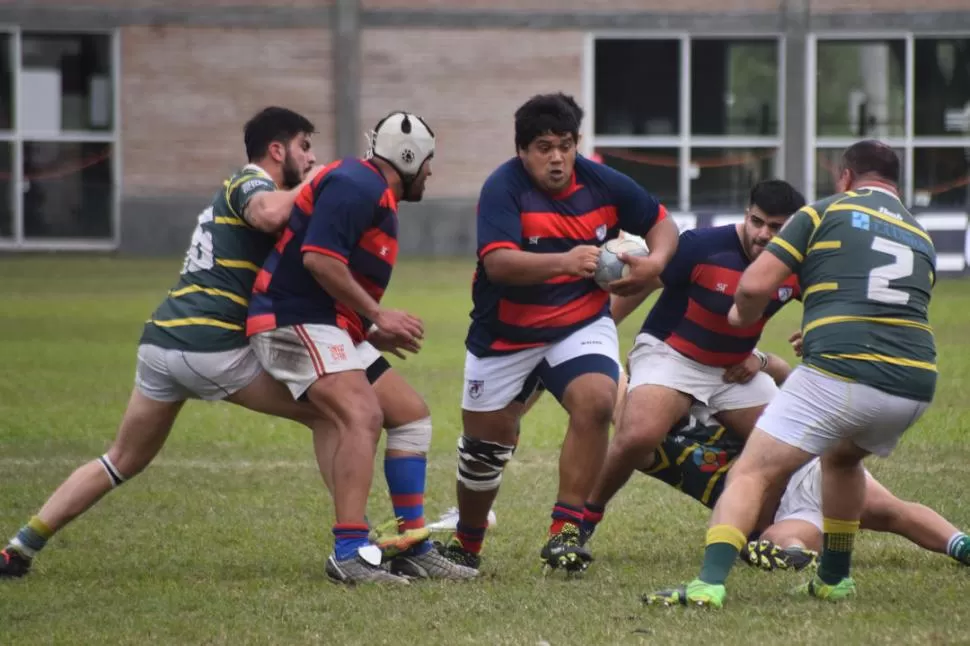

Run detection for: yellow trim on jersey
[[214, 216, 248, 227], [701, 458, 737, 506], [803, 282, 838, 297], [808, 240, 841, 253], [675, 444, 697, 466], [801, 206, 821, 228], [803, 362, 856, 382], [168, 285, 249, 307], [770, 237, 804, 263], [705, 427, 727, 445], [826, 204, 933, 245], [643, 446, 671, 476], [818, 352, 937, 372], [216, 258, 261, 272], [150, 317, 244, 331], [804, 315, 933, 335]]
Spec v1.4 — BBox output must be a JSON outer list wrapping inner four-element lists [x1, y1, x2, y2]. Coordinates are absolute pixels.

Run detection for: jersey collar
[[242, 163, 274, 183], [855, 184, 899, 198]]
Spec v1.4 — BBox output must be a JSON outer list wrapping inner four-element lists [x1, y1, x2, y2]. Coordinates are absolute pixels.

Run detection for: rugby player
[[439, 92, 679, 574], [247, 111, 477, 584], [1, 107, 325, 578], [646, 140, 937, 607], [583, 180, 806, 536]]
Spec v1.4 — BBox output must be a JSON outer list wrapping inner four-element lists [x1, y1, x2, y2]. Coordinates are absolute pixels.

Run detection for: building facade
[[1, 0, 969, 271]]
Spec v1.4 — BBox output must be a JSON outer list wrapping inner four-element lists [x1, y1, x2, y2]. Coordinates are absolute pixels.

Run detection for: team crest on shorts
[[776, 286, 794, 302], [467, 379, 485, 400], [693, 447, 729, 473], [595, 224, 607, 241]]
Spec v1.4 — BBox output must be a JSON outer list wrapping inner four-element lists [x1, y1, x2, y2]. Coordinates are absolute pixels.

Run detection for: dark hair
[[749, 179, 806, 218], [514, 93, 583, 151], [243, 106, 316, 162], [841, 139, 900, 184]]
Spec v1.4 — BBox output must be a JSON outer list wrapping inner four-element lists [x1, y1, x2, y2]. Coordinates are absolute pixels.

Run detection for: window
[[592, 36, 782, 212], [812, 36, 970, 208], [2, 31, 117, 249]]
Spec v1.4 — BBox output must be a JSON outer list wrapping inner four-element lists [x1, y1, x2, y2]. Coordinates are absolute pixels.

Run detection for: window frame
[[0, 26, 121, 251], [808, 31, 970, 207], [585, 31, 787, 213]]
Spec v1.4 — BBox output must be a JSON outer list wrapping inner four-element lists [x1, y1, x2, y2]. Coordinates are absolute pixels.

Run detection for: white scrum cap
[[367, 111, 435, 179]]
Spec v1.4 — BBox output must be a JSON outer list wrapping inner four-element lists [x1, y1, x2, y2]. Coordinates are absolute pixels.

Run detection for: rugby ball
[[594, 235, 649, 290]]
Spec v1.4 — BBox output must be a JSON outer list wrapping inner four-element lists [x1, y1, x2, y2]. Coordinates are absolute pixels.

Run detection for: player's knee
[[567, 385, 615, 433], [101, 450, 139, 484], [456, 435, 515, 492], [386, 416, 432, 453]]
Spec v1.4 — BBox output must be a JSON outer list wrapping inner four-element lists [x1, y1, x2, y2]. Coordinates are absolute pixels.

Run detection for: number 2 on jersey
[[867, 236, 913, 304], [181, 207, 215, 274]]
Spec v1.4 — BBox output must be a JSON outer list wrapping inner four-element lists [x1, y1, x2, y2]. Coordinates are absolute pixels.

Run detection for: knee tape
[[385, 416, 432, 453], [98, 454, 127, 488], [456, 435, 515, 492]]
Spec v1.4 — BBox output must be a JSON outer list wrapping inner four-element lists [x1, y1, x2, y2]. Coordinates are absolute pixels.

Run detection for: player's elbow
[[482, 251, 515, 284], [645, 217, 679, 261]]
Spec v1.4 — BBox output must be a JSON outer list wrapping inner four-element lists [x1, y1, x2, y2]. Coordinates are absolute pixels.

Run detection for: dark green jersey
[[765, 187, 937, 402], [139, 165, 278, 352], [645, 420, 743, 509]]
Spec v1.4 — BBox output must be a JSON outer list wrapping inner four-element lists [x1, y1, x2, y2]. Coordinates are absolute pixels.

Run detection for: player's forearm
[[733, 287, 771, 325], [245, 188, 301, 234], [610, 282, 659, 325], [303, 252, 381, 321], [482, 249, 570, 285], [642, 217, 679, 267], [762, 352, 792, 386]]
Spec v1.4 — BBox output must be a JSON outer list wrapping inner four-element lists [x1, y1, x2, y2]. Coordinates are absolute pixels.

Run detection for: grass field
[[1, 256, 969, 646]]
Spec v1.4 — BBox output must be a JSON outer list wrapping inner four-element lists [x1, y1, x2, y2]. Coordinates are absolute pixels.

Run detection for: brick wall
[[360, 28, 584, 199], [361, 0, 781, 11], [9, 0, 332, 7], [121, 26, 334, 197]]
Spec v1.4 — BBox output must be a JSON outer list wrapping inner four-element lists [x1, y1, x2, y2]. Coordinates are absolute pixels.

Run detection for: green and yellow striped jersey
[[765, 187, 937, 401], [139, 165, 277, 352]]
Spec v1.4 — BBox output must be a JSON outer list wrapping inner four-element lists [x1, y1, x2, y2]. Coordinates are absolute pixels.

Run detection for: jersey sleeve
[[476, 174, 522, 259], [658, 229, 700, 288], [610, 171, 668, 238], [301, 175, 373, 263], [228, 173, 276, 220], [764, 207, 818, 271]]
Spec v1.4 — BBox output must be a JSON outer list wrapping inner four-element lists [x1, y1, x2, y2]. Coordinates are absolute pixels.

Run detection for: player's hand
[[789, 329, 804, 357], [368, 325, 421, 360], [608, 253, 663, 296], [562, 245, 601, 278], [374, 309, 424, 349], [723, 353, 762, 384]]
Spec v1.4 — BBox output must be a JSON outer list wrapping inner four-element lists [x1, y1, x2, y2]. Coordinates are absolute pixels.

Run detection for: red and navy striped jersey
[[246, 158, 398, 344], [642, 225, 800, 366], [467, 155, 668, 356]]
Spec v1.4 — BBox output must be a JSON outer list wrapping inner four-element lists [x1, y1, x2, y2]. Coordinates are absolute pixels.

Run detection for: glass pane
[[690, 148, 779, 211], [0, 142, 11, 238], [0, 34, 11, 130], [691, 40, 779, 136], [914, 39, 970, 137], [594, 40, 680, 136], [913, 147, 970, 208], [23, 141, 113, 239], [594, 148, 679, 209], [814, 147, 906, 201], [21, 33, 113, 132], [816, 40, 906, 138]]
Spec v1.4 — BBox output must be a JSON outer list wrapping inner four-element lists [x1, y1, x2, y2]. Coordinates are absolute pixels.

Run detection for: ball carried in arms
[[594, 234, 650, 290]]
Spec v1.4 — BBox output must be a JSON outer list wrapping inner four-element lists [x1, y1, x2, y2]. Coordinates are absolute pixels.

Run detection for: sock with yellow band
[[8, 516, 53, 559], [698, 524, 747, 586], [818, 518, 860, 585]]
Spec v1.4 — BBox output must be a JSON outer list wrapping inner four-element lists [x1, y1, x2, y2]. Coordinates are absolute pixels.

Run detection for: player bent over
[[247, 112, 477, 584], [439, 93, 679, 574], [0, 107, 330, 578], [646, 141, 937, 608]]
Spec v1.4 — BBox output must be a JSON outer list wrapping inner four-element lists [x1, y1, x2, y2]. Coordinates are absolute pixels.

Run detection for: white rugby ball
[[594, 236, 649, 290]]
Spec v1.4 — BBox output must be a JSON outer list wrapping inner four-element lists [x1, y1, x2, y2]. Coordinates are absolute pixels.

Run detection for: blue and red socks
[[549, 501, 584, 536], [384, 454, 431, 555], [332, 523, 371, 562]]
